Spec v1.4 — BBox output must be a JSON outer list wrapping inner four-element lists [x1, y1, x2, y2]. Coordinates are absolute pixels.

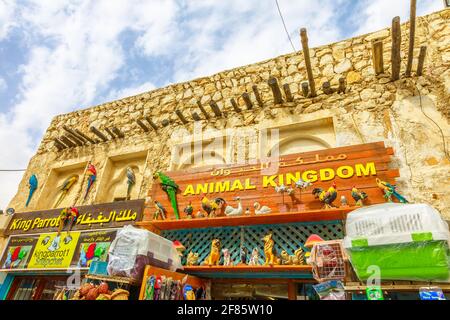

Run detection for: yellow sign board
[[27, 232, 80, 269]]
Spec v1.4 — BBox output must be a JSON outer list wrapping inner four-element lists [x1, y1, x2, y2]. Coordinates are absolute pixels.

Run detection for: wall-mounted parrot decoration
[[83, 162, 97, 201], [153, 172, 180, 220], [376, 178, 409, 204], [126, 167, 136, 200], [25, 174, 38, 207], [57, 206, 79, 236], [55, 174, 79, 208]]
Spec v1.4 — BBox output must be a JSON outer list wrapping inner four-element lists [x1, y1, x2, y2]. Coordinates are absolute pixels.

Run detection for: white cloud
[[0, 77, 6, 91], [0, 0, 16, 40], [0, 0, 445, 209]]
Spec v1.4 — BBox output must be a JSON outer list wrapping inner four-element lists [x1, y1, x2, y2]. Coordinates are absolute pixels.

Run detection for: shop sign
[[153, 142, 399, 217], [0, 229, 117, 271], [5, 199, 144, 236]]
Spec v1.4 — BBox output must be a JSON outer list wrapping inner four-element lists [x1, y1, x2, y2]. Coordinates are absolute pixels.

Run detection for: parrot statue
[[83, 162, 97, 201], [183, 201, 194, 219], [376, 178, 409, 204], [312, 182, 338, 209], [55, 174, 79, 208], [26, 174, 38, 207], [126, 167, 136, 200], [351, 186, 368, 206], [57, 206, 79, 235], [153, 172, 180, 219]]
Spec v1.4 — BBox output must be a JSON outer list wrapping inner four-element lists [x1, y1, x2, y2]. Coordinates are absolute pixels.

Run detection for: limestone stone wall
[[3, 9, 450, 225]]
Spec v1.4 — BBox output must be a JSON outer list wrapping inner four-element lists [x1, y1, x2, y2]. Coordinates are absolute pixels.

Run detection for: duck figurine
[[224, 197, 243, 217], [254, 202, 272, 215]]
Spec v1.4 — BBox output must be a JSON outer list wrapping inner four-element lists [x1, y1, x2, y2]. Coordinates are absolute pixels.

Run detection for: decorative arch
[[267, 135, 331, 157], [176, 151, 227, 170]]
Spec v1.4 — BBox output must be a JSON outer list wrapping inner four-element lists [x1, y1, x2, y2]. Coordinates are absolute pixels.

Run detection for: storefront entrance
[[6, 276, 69, 300]]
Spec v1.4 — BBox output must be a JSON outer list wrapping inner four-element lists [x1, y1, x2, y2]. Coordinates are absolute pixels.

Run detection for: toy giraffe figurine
[[262, 233, 281, 266]]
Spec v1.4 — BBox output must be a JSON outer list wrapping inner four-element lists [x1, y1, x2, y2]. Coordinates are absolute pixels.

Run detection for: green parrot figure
[[153, 171, 180, 220]]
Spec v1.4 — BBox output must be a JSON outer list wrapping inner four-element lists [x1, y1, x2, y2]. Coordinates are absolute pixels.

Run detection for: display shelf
[[344, 281, 450, 292], [139, 265, 206, 300], [84, 274, 140, 286], [182, 265, 313, 279], [137, 207, 354, 231]]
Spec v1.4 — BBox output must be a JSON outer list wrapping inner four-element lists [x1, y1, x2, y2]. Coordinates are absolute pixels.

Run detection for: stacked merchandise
[[142, 274, 206, 300], [344, 203, 450, 281], [107, 225, 182, 281]]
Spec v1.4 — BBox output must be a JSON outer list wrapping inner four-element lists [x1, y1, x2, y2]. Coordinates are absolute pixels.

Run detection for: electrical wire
[[415, 84, 450, 162], [0, 169, 26, 172], [274, 0, 297, 52]]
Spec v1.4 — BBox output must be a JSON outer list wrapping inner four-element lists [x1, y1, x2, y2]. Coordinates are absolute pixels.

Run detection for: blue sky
[[0, 0, 443, 208]]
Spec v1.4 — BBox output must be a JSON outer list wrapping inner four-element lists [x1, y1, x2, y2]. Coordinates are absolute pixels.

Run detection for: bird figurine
[[154, 201, 167, 220], [239, 246, 248, 265], [340, 195, 349, 207], [83, 162, 97, 201], [55, 174, 79, 208], [224, 197, 243, 217], [376, 178, 409, 203], [201, 195, 226, 218], [126, 167, 136, 200], [154, 172, 180, 219], [275, 184, 288, 194], [183, 201, 194, 219], [295, 178, 313, 190], [254, 202, 272, 215], [351, 186, 368, 206], [57, 206, 79, 236], [26, 174, 38, 207], [245, 208, 251, 215], [312, 182, 338, 209]]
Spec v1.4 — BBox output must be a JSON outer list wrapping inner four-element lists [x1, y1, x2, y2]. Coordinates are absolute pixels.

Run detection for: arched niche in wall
[[95, 151, 147, 203], [261, 117, 336, 158], [175, 151, 227, 170], [35, 162, 87, 210], [268, 135, 332, 157]]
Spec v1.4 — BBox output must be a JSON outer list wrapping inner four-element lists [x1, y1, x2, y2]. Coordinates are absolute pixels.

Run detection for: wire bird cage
[[310, 240, 347, 283]]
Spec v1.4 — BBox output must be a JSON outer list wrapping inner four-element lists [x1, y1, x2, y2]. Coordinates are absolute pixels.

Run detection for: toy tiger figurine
[[203, 239, 221, 266], [262, 233, 281, 265], [280, 248, 305, 265]]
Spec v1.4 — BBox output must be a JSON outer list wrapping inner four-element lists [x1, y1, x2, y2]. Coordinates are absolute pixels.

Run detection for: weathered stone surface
[[346, 71, 362, 84], [334, 59, 352, 74]]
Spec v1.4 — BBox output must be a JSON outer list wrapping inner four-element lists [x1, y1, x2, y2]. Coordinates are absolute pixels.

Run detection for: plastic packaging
[[107, 225, 182, 280], [312, 280, 346, 300], [344, 203, 450, 282]]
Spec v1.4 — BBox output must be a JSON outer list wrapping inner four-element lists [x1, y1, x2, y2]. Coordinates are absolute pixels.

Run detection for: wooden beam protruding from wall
[[252, 85, 264, 107], [322, 81, 335, 95], [417, 46, 427, 76], [300, 28, 316, 97], [112, 127, 125, 139], [54, 139, 66, 151], [197, 101, 210, 120], [175, 110, 189, 125], [136, 119, 150, 132], [242, 93, 253, 110], [62, 126, 86, 145], [230, 98, 242, 113], [105, 127, 116, 139], [74, 129, 97, 144], [391, 16, 402, 81], [60, 136, 77, 148], [283, 84, 293, 102], [209, 101, 222, 117], [145, 117, 159, 131], [338, 78, 346, 94], [268, 77, 283, 104], [191, 112, 202, 121], [301, 82, 309, 97], [90, 126, 108, 142], [372, 39, 385, 75], [405, 0, 417, 77]]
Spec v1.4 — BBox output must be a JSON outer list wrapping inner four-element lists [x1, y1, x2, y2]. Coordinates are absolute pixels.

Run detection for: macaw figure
[[26, 174, 38, 207], [126, 167, 136, 200], [153, 172, 180, 219], [83, 163, 97, 201], [376, 178, 409, 204], [57, 206, 79, 235], [55, 174, 79, 208]]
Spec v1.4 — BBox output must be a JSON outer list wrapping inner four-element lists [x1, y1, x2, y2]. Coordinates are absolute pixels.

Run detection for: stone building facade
[[1, 9, 449, 248]]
